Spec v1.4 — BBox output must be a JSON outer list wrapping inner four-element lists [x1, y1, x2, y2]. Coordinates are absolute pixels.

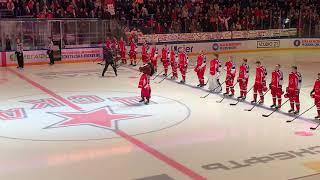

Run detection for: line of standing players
[[128, 42, 189, 84], [104, 38, 320, 119], [205, 54, 320, 118], [106, 37, 190, 84]]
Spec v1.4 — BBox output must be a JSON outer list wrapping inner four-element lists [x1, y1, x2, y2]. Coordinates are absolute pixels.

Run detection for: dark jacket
[[103, 49, 114, 63], [5, 38, 11, 51]]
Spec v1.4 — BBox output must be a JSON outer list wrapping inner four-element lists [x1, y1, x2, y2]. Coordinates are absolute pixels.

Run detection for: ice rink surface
[[0, 50, 320, 180]]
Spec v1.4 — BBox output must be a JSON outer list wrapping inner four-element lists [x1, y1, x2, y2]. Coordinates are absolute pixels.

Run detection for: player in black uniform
[[102, 47, 117, 77]]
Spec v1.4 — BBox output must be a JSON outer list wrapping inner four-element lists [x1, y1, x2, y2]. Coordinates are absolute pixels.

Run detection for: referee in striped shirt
[[47, 37, 54, 65], [15, 38, 24, 69]]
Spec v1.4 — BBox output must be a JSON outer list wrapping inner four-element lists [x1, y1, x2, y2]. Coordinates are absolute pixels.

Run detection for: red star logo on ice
[[45, 106, 149, 130]]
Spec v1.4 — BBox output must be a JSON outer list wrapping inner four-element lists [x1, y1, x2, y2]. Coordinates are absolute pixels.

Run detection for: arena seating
[[1, 0, 319, 36], [116, 0, 319, 35]]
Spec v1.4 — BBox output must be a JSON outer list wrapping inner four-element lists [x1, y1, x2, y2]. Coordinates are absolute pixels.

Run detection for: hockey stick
[[286, 104, 316, 123], [94, 56, 104, 65], [216, 81, 239, 103], [262, 99, 289, 117], [152, 70, 164, 80], [117, 61, 124, 68], [136, 59, 142, 67], [204, 78, 210, 86], [230, 85, 254, 106], [155, 72, 172, 84], [310, 121, 320, 130], [245, 89, 271, 111], [200, 81, 225, 98], [97, 62, 105, 66], [216, 95, 226, 103], [94, 58, 103, 64]]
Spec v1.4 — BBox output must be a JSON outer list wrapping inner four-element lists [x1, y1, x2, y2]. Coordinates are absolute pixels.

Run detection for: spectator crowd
[[115, 0, 320, 34], [0, 0, 112, 19], [0, 0, 319, 35]]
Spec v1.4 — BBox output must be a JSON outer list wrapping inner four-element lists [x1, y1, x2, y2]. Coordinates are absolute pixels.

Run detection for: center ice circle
[[0, 91, 190, 141]]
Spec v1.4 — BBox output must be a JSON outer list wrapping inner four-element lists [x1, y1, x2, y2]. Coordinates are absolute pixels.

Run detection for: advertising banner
[[5, 50, 49, 65], [292, 39, 320, 48], [139, 29, 297, 43], [61, 48, 103, 61], [257, 40, 280, 49]]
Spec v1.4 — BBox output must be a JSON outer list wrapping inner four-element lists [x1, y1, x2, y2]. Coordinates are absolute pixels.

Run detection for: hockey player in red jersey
[[208, 53, 222, 92], [129, 40, 137, 66], [285, 66, 302, 114], [141, 42, 148, 55], [251, 61, 268, 104], [138, 63, 154, 105], [237, 58, 249, 100], [310, 73, 320, 119], [141, 42, 149, 64], [194, 51, 207, 87], [269, 64, 284, 109], [161, 45, 168, 63], [224, 56, 236, 97], [111, 37, 118, 51], [105, 37, 111, 50], [150, 46, 158, 72], [118, 37, 126, 64], [161, 45, 169, 76], [178, 48, 188, 84], [170, 47, 178, 79]]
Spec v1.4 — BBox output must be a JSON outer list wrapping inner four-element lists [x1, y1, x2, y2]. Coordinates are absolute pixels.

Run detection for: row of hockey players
[[104, 38, 320, 118], [105, 38, 188, 82], [133, 43, 190, 84], [203, 53, 320, 119], [141, 48, 319, 119]]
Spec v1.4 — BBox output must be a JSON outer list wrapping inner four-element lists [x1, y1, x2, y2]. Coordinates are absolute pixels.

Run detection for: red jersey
[[195, 54, 206, 72], [142, 45, 148, 55], [225, 61, 236, 77], [111, 40, 118, 50], [150, 47, 156, 59], [138, 73, 150, 89], [288, 72, 302, 90], [105, 40, 111, 49], [118, 40, 126, 52], [130, 42, 137, 53], [210, 58, 221, 75], [179, 52, 188, 68], [238, 63, 249, 80], [150, 48, 158, 64], [170, 50, 176, 63], [161, 48, 168, 61], [255, 66, 267, 84], [313, 79, 320, 98], [271, 70, 283, 88]]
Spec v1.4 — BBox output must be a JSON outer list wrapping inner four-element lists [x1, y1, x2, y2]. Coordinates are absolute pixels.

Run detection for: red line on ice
[[7, 68, 83, 111], [115, 130, 206, 180]]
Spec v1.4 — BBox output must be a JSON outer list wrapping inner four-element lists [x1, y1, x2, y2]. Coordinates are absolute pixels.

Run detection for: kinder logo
[[257, 40, 280, 48], [172, 45, 193, 53]]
